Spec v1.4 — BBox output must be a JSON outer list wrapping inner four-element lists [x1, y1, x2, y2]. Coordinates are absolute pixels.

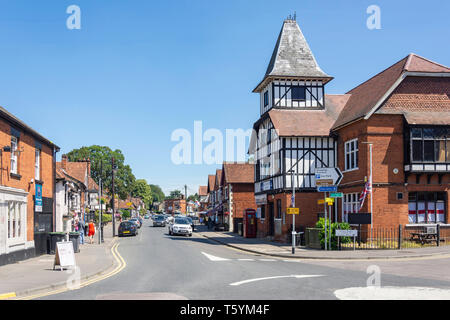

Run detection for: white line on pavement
[[238, 259, 255, 261], [230, 275, 324, 286], [201, 252, 230, 261]]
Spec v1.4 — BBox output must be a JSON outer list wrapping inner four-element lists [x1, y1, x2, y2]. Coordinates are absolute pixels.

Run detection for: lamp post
[[288, 169, 296, 254], [362, 142, 374, 244], [112, 157, 116, 237]]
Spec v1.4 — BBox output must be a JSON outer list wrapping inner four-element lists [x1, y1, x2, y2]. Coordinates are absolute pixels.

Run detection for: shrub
[[315, 218, 352, 250], [94, 212, 112, 224], [121, 209, 131, 219]]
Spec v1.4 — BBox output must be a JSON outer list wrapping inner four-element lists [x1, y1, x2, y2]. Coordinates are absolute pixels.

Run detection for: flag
[[358, 178, 371, 211]]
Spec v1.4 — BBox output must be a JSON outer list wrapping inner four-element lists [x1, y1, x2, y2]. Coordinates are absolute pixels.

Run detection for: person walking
[[88, 220, 95, 244], [78, 217, 85, 245]]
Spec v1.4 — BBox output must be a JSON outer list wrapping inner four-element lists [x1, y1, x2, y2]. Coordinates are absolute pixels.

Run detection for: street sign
[[317, 199, 325, 205], [314, 168, 343, 187], [330, 192, 343, 198], [325, 198, 335, 203], [336, 229, 358, 237], [317, 186, 338, 192], [287, 208, 299, 215]]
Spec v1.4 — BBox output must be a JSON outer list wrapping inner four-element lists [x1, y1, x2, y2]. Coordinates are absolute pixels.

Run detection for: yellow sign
[[318, 199, 334, 205], [287, 208, 299, 215]]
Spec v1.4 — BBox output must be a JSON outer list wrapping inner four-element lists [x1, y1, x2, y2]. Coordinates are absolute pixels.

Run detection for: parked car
[[118, 221, 138, 237], [186, 217, 195, 231], [152, 215, 166, 227], [144, 214, 150, 219], [168, 217, 193, 237], [129, 218, 141, 228]]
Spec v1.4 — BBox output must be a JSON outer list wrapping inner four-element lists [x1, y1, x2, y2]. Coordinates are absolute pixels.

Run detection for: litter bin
[[69, 232, 80, 253], [48, 232, 67, 254], [34, 232, 49, 256]]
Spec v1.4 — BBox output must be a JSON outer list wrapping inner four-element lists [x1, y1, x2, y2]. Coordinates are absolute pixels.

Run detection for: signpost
[[315, 168, 343, 251], [287, 208, 299, 215], [336, 229, 358, 251], [53, 241, 76, 271]]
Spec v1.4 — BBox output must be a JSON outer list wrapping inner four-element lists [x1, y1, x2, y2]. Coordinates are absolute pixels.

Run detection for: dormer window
[[291, 86, 306, 101]]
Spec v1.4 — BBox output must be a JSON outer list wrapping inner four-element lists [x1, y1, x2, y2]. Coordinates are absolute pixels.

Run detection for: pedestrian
[[88, 219, 95, 244], [78, 217, 85, 245]]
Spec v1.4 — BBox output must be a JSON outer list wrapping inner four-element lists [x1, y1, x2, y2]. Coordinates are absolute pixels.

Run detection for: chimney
[[61, 154, 68, 170], [86, 158, 91, 177]]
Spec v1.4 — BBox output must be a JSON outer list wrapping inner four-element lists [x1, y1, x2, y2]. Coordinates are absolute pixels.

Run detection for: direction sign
[[317, 186, 338, 192], [287, 208, 299, 215], [314, 168, 343, 187], [330, 192, 343, 198]]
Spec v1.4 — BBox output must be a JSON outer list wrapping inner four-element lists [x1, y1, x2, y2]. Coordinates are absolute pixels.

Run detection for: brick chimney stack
[[86, 158, 91, 177], [61, 154, 68, 170]]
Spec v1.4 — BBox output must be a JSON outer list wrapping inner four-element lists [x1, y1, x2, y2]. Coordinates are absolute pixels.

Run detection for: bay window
[[410, 127, 450, 163]]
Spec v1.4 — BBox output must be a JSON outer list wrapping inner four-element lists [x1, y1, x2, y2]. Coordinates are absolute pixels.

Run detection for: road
[[39, 219, 450, 300]]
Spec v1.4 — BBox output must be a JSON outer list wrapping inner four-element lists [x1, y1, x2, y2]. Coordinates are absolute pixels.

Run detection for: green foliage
[[67, 146, 136, 200], [132, 179, 153, 208], [149, 184, 165, 203], [315, 218, 352, 250], [187, 193, 199, 202], [94, 212, 112, 224], [121, 209, 131, 219], [166, 190, 182, 199]]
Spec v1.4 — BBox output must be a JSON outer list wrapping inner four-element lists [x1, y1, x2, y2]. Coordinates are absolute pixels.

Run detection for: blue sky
[[0, 0, 448, 196]]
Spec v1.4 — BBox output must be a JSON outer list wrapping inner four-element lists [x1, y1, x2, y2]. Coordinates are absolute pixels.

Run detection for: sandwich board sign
[[53, 241, 76, 271]]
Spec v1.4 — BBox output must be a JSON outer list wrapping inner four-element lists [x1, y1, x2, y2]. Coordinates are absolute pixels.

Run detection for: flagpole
[[369, 143, 373, 244]]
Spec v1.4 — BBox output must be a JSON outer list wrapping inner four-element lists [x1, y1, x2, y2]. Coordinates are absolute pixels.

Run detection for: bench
[[410, 227, 439, 245]]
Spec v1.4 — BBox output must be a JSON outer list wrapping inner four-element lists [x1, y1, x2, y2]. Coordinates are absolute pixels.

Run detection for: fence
[[338, 224, 450, 250]]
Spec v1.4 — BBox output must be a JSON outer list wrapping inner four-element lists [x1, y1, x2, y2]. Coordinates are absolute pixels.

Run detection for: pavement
[[0, 222, 119, 299], [195, 225, 450, 260]]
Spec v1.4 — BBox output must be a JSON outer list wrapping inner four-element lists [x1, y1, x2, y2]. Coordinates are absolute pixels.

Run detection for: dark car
[[186, 217, 195, 231], [118, 221, 138, 237], [152, 215, 166, 227]]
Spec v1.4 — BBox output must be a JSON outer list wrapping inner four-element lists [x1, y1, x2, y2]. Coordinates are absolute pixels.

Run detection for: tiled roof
[[268, 94, 350, 136], [223, 163, 254, 184], [207, 175, 215, 192], [198, 186, 207, 196], [333, 54, 450, 129], [215, 169, 223, 188]]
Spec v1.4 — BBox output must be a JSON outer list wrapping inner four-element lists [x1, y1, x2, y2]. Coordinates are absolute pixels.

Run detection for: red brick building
[[0, 106, 59, 265], [220, 162, 257, 232], [250, 18, 449, 242]]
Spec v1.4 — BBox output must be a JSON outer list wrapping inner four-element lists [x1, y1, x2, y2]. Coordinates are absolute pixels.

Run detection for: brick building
[[220, 162, 256, 233], [250, 18, 449, 242], [198, 186, 208, 212], [164, 196, 186, 214], [0, 106, 59, 265]]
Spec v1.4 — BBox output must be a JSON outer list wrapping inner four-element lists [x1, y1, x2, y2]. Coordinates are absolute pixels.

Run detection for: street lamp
[[362, 142, 374, 244], [111, 157, 118, 237], [288, 169, 296, 254]]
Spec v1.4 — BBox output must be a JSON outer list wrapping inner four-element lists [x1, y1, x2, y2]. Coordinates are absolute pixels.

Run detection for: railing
[[338, 225, 450, 250]]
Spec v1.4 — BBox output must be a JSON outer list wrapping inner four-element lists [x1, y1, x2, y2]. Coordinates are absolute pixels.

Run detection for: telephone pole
[[184, 185, 187, 216], [112, 157, 116, 237]]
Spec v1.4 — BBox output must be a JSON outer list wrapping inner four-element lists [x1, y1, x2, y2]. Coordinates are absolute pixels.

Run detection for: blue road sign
[[317, 186, 338, 192]]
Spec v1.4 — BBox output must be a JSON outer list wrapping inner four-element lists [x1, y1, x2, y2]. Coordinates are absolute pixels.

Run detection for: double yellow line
[[11, 242, 126, 300]]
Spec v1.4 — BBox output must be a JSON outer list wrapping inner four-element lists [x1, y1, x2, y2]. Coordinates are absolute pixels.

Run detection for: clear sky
[[0, 0, 448, 196]]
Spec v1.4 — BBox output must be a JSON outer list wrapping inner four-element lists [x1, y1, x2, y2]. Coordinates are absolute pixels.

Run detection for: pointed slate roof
[[254, 19, 332, 92]]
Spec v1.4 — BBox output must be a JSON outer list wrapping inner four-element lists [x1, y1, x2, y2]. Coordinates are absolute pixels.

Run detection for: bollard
[[437, 224, 440, 247]]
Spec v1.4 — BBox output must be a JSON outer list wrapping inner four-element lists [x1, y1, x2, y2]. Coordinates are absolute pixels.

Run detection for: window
[[291, 86, 306, 101], [411, 127, 450, 163], [263, 91, 269, 107], [344, 139, 358, 171], [261, 205, 266, 220], [10, 136, 18, 174], [8, 201, 24, 241], [35, 149, 41, 181], [408, 192, 446, 224], [343, 193, 360, 223]]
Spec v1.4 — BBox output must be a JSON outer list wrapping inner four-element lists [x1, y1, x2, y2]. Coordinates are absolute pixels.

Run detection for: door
[[268, 202, 274, 236]]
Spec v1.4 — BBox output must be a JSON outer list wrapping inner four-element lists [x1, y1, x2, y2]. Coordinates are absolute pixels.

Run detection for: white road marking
[[230, 275, 324, 286], [259, 259, 276, 262], [201, 252, 230, 261], [238, 259, 255, 261], [335, 286, 450, 300]]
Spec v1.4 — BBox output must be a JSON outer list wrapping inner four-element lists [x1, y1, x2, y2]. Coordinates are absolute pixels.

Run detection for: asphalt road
[[39, 219, 450, 300]]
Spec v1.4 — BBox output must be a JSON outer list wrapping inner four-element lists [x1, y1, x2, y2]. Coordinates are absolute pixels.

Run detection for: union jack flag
[[358, 178, 372, 211]]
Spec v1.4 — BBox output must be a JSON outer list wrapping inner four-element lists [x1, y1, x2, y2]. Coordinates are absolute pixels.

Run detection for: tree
[[149, 184, 165, 203], [67, 145, 136, 200], [166, 190, 182, 199], [131, 179, 153, 209], [187, 193, 199, 202]]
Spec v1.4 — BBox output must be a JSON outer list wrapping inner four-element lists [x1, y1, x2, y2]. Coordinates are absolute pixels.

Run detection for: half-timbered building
[[250, 18, 347, 240]]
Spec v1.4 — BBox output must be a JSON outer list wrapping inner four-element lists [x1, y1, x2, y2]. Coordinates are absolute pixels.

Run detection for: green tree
[[315, 218, 352, 250], [167, 190, 182, 199], [187, 193, 199, 202], [131, 179, 153, 209], [67, 145, 136, 200], [149, 184, 165, 203]]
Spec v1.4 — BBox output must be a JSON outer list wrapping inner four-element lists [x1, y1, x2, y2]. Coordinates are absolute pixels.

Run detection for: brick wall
[[0, 118, 55, 241]]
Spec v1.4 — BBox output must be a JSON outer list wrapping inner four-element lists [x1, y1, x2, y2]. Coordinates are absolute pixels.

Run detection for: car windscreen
[[174, 219, 189, 225], [154, 216, 164, 221]]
